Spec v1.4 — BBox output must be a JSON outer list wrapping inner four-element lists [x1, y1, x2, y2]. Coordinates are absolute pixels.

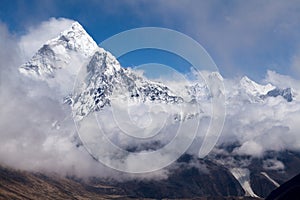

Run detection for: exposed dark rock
[[266, 173, 300, 200], [261, 88, 293, 102]]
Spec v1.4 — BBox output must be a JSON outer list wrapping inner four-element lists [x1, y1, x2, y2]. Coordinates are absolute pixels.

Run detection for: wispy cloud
[[112, 0, 300, 79]]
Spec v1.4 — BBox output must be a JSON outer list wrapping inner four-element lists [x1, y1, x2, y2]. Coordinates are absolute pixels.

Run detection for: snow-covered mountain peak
[[240, 76, 252, 84], [19, 21, 98, 79], [57, 21, 98, 56]]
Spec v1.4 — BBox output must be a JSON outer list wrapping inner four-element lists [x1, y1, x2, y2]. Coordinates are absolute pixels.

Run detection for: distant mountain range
[[20, 22, 294, 121]]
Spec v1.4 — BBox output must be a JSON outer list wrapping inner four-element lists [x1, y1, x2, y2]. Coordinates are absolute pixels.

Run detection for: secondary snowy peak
[[19, 21, 98, 79], [239, 76, 294, 102], [70, 50, 184, 120], [225, 76, 294, 103], [240, 76, 275, 96]]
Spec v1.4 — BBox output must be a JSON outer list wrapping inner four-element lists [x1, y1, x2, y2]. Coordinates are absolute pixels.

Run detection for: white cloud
[[235, 140, 268, 157], [219, 72, 300, 157], [265, 70, 300, 93], [263, 159, 285, 171], [114, 0, 300, 78]]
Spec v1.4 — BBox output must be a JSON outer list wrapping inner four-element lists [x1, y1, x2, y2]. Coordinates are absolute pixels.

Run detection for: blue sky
[[1, 0, 300, 81]]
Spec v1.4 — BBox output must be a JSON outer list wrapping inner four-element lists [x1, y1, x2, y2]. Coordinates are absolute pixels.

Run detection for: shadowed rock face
[[250, 172, 278, 197], [259, 87, 293, 102], [248, 151, 300, 198], [266, 173, 300, 200], [265, 88, 293, 102]]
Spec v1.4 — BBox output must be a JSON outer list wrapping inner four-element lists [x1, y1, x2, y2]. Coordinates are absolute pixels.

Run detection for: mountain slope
[[0, 165, 126, 200], [69, 50, 184, 120]]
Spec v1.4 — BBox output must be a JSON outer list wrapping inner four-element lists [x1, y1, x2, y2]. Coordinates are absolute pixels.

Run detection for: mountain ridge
[[18, 21, 294, 123]]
